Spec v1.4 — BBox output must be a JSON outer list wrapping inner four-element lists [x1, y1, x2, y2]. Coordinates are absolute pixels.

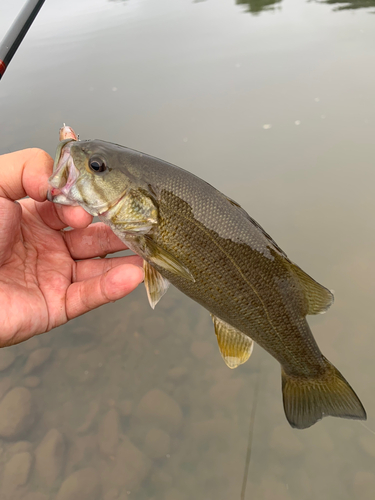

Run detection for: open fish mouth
[[47, 140, 80, 205]]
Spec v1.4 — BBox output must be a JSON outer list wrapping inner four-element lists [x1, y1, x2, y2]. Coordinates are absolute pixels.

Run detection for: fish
[[48, 127, 366, 429]]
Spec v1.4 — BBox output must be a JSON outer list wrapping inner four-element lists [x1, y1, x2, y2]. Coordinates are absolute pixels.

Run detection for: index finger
[[0, 148, 53, 202]]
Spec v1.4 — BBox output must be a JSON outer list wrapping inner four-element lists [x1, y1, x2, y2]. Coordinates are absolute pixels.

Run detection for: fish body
[[48, 132, 366, 429]]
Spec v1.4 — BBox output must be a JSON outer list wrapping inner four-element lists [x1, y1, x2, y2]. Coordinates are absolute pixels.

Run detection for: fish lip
[[47, 140, 79, 204], [52, 138, 76, 173]]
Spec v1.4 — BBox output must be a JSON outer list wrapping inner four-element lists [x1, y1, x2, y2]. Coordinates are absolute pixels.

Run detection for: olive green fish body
[[48, 136, 366, 429], [131, 159, 325, 377]]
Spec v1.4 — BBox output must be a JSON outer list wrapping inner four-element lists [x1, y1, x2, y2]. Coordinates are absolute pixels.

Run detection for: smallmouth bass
[[48, 128, 366, 429]]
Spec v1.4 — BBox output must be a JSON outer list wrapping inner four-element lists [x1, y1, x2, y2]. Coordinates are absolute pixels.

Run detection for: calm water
[[1, 0, 375, 499]]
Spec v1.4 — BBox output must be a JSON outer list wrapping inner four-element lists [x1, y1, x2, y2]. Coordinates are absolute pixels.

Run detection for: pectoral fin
[[288, 262, 334, 315], [144, 236, 195, 282], [211, 315, 254, 369], [144, 261, 170, 309]]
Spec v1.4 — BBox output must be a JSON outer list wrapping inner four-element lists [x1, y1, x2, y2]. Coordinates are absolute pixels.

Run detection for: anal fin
[[144, 261, 170, 309], [211, 315, 254, 369]]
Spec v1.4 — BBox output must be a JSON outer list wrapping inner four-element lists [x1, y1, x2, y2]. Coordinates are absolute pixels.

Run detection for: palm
[[0, 196, 143, 347]]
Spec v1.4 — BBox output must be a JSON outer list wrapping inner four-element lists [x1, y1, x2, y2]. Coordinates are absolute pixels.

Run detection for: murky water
[[1, 0, 375, 498]]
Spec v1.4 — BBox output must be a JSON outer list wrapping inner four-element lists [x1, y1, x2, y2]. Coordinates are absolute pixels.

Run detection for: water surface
[[0, 0, 375, 499]]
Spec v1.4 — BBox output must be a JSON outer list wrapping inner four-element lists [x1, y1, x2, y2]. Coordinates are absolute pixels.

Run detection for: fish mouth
[[47, 140, 80, 206]]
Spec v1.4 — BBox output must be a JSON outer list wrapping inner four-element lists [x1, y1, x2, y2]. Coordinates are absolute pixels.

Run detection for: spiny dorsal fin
[[288, 262, 334, 315], [144, 261, 170, 309], [211, 314, 254, 369], [226, 197, 288, 258]]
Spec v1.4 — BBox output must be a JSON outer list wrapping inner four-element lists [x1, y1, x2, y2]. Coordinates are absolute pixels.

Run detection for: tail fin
[[282, 360, 366, 429]]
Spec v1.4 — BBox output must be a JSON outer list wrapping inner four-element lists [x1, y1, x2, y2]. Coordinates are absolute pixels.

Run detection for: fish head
[[48, 139, 138, 217]]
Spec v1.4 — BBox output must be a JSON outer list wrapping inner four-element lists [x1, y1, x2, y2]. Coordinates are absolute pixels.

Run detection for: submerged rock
[[143, 428, 171, 459], [190, 417, 232, 444], [23, 376, 41, 388], [134, 389, 183, 432], [1, 451, 33, 496], [98, 408, 120, 456], [23, 337, 40, 351], [164, 488, 188, 500], [167, 366, 188, 381], [209, 378, 244, 408], [118, 399, 133, 417], [190, 341, 214, 360], [55, 467, 101, 500], [0, 387, 35, 439], [0, 377, 12, 401], [23, 493, 49, 500], [7, 441, 32, 455], [142, 316, 166, 339], [108, 437, 151, 490], [23, 348, 52, 375], [77, 400, 100, 434], [35, 429, 65, 487], [103, 488, 120, 500], [65, 435, 98, 476], [150, 469, 173, 488], [0, 349, 16, 372]]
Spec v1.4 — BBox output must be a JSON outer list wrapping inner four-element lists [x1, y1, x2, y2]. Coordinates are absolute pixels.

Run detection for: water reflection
[[236, 0, 375, 12], [316, 0, 375, 10], [236, 0, 282, 13], [196, 0, 375, 14], [107, 0, 375, 14]]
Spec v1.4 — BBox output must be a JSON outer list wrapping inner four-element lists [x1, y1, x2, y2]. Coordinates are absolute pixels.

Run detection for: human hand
[[0, 148, 144, 347]]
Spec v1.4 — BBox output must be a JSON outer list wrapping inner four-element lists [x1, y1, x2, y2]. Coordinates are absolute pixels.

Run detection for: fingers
[[0, 149, 53, 201], [66, 263, 144, 320], [74, 255, 143, 282], [1, 149, 92, 230], [64, 222, 129, 259], [35, 200, 93, 230], [56, 205, 93, 229]]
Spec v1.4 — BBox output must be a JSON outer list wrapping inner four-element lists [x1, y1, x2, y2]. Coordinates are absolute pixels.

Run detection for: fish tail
[[281, 359, 366, 429]]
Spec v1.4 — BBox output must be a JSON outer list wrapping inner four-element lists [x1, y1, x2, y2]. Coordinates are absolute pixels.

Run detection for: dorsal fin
[[226, 197, 288, 258], [225, 197, 333, 315], [288, 262, 334, 315]]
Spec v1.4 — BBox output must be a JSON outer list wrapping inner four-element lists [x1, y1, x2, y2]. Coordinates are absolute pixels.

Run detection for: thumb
[[0, 198, 22, 266]]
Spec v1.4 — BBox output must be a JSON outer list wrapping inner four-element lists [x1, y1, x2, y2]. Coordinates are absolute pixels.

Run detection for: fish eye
[[89, 156, 106, 173]]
